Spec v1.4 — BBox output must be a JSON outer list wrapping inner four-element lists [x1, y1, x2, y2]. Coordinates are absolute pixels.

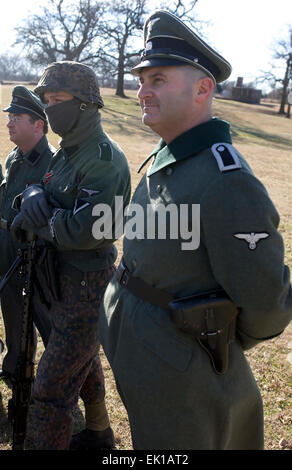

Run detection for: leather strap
[[116, 259, 173, 309]]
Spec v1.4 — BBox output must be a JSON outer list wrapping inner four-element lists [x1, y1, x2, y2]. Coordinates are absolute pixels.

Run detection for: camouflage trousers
[[25, 263, 115, 450]]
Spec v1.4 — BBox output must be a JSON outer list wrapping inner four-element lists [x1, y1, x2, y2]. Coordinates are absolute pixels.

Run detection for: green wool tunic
[[34, 124, 131, 272], [0, 136, 54, 275], [100, 117, 292, 450]]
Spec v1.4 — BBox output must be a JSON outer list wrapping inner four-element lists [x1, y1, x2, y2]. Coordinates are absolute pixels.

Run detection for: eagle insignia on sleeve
[[233, 232, 269, 250]]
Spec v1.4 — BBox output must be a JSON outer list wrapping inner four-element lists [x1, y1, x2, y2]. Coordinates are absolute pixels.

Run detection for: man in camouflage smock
[[11, 62, 131, 450], [0, 86, 53, 381], [100, 11, 292, 449]]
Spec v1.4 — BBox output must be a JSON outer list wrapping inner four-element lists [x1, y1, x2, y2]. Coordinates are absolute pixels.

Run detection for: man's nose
[[137, 83, 153, 101]]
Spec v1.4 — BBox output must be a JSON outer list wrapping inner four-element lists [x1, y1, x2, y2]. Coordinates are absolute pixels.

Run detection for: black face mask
[[45, 98, 85, 137]]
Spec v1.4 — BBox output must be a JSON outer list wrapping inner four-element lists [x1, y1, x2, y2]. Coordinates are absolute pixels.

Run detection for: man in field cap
[[100, 10, 292, 449], [10, 61, 131, 450], [0, 85, 53, 385]]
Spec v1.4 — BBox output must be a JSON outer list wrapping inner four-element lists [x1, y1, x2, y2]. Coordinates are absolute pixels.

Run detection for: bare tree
[[13, 0, 205, 97], [97, 0, 205, 97], [160, 0, 199, 23], [257, 27, 292, 117], [95, 0, 147, 98], [0, 53, 38, 81], [14, 0, 104, 66]]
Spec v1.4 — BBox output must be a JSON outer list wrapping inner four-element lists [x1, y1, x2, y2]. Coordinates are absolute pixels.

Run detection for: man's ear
[[196, 77, 214, 102], [34, 119, 44, 133]]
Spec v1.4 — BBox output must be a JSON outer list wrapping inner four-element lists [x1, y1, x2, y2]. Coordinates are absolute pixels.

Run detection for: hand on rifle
[[21, 184, 55, 227], [10, 185, 60, 242], [10, 213, 33, 243]]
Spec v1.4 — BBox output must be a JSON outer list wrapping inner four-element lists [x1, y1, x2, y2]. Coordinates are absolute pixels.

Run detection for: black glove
[[21, 185, 53, 228], [10, 213, 29, 243]]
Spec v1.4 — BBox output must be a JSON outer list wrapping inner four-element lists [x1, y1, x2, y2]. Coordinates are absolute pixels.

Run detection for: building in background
[[231, 77, 262, 104]]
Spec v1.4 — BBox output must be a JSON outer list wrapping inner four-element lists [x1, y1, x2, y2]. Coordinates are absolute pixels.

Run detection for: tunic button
[[156, 184, 163, 193], [81, 280, 86, 286], [132, 259, 137, 269], [165, 167, 173, 176]]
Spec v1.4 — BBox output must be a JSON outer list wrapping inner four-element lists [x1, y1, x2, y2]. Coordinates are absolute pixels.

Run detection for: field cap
[[3, 85, 47, 121], [131, 10, 232, 83], [34, 61, 104, 108]]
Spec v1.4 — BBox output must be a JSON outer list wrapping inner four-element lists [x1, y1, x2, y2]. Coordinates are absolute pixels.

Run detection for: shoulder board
[[98, 142, 113, 161], [211, 143, 242, 172]]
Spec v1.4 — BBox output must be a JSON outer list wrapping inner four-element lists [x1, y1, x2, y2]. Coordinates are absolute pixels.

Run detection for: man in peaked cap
[[131, 8, 231, 83], [99, 10, 292, 449], [0, 86, 53, 383], [10, 61, 131, 450]]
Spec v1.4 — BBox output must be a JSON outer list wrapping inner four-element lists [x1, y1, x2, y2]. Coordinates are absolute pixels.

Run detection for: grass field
[[0, 84, 291, 450]]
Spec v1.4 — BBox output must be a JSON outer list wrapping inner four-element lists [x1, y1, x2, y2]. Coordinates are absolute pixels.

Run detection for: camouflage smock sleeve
[[35, 157, 130, 251], [200, 168, 292, 350]]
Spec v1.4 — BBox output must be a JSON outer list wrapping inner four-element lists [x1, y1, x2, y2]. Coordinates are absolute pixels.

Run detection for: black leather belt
[[116, 258, 238, 374], [116, 258, 174, 309]]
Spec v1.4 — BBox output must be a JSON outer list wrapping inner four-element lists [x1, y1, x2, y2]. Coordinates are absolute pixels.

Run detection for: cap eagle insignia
[[233, 232, 269, 250]]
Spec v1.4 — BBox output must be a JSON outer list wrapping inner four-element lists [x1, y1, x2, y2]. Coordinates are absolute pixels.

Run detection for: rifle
[[0, 232, 37, 450]]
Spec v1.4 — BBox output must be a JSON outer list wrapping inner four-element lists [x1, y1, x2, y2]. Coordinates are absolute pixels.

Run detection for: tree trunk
[[115, 48, 126, 98], [287, 103, 291, 118], [278, 57, 291, 114], [115, 38, 128, 98], [115, 65, 126, 98]]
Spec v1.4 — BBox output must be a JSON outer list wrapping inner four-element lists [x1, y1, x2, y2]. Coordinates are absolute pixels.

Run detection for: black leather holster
[[169, 292, 238, 374]]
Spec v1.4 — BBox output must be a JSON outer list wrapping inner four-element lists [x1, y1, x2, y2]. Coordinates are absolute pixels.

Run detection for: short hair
[[183, 65, 215, 100], [183, 65, 209, 82], [27, 112, 48, 134]]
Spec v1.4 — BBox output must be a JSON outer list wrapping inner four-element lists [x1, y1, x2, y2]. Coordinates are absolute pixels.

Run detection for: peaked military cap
[[3, 85, 47, 121], [131, 10, 232, 83]]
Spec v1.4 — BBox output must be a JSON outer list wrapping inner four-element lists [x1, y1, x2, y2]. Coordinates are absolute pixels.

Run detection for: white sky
[[0, 0, 291, 87]]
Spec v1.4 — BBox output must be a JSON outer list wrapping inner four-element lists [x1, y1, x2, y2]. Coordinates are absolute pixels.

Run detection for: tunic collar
[[138, 118, 232, 176], [21, 135, 49, 166]]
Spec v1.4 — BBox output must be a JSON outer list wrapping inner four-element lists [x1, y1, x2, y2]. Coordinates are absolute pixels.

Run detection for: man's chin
[[142, 114, 158, 128]]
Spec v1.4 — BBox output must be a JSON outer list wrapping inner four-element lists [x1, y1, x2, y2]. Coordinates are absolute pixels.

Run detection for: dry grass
[[0, 85, 291, 450]]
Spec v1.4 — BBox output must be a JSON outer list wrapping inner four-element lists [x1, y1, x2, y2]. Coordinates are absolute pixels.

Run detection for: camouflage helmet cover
[[34, 61, 104, 108]]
